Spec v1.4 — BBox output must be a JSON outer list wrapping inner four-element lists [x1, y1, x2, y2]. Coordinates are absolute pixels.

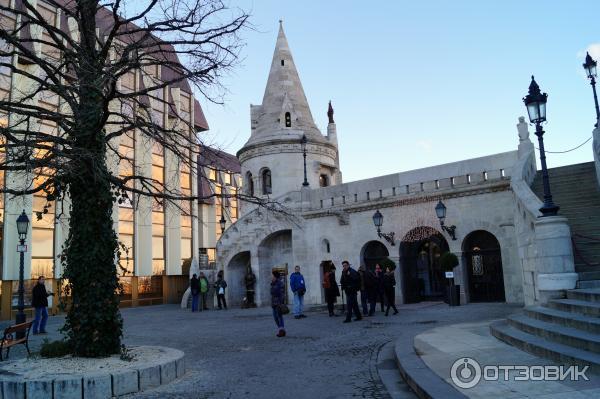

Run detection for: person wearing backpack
[[199, 272, 209, 310], [323, 264, 340, 316], [214, 270, 228, 310], [190, 274, 200, 312], [290, 265, 307, 319]]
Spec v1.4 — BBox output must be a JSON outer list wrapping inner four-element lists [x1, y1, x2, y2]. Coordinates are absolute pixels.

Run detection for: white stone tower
[[237, 22, 341, 214]]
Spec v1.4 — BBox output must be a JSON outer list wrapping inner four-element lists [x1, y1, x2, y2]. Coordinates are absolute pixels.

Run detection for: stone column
[[534, 216, 578, 303]]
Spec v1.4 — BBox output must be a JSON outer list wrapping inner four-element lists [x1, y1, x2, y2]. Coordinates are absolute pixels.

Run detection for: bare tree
[[0, 0, 252, 356]]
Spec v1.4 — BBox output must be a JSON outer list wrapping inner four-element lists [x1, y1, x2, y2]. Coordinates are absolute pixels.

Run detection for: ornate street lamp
[[301, 134, 309, 187], [219, 214, 226, 234], [435, 200, 457, 240], [523, 76, 559, 217], [583, 52, 600, 125], [372, 210, 395, 246], [16, 210, 29, 331]]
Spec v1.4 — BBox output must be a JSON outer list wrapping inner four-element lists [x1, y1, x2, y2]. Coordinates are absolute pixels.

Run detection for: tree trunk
[[62, 157, 122, 356]]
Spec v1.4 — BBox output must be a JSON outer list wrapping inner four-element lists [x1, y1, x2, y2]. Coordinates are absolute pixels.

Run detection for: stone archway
[[226, 251, 251, 307], [463, 230, 505, 302], [400, 226, 449, 304], [361, 240, 389, 271], [257, 230, 293, 304]]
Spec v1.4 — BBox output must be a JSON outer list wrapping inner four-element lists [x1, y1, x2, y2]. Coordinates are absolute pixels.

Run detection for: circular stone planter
[[0, 345, 184, 399]]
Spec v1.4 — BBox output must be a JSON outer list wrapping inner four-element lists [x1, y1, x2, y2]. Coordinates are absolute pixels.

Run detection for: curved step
[[508, 314, 600, 353], [525, 306, 600, 334], [547, 298, 600, 317], [490, 320, 600, 373], [567, 289, 600, 303]]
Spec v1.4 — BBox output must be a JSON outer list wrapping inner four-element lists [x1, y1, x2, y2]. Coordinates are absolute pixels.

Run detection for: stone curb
[[394, 333, 467, 399], [0, 346, 185, 399]]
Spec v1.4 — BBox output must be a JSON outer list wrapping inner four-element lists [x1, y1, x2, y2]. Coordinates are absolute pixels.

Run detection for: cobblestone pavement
[[7, 301, 521, 398]]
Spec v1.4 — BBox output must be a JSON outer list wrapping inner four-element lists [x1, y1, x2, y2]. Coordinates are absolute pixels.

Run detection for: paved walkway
[[2, 302, 519, 398], [415, 321, 600, 398]]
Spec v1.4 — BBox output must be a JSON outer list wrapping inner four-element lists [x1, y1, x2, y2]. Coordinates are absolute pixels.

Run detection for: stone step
[[578, 271, 600, 281], [547, 298, 600, 317], [525, 305, 600, 334], [507, 313, 600, 353], [567, 289, 600, 303], [577, 280, 600, 289], [490, 320, 600, 373]]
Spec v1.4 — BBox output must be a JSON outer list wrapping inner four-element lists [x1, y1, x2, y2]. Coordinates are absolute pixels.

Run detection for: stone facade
[[216, 23, 584, 309]]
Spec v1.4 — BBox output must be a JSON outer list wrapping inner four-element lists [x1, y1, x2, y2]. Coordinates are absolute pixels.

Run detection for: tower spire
[[250, 21, 319, 139]]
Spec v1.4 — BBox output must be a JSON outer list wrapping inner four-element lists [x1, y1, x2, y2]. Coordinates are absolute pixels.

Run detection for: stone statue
[[243, 266, 257, 308], [517, 116, 530, 142]]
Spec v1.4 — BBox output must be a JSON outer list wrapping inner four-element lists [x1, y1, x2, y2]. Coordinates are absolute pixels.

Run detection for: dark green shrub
[[439, 252, 459, 271], [40, 339, 71, 358], [379, 257, 396, 271]]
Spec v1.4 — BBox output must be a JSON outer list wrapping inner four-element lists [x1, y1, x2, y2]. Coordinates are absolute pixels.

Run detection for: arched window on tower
[[246, 172, 254, 196], [319, 174, 329, 187], [285, 112, 292, 127], [262, 169, 272, 195]]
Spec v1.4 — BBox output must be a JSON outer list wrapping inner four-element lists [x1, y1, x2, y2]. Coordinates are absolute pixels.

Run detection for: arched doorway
[[258, 230, 293, 304], [463, 230, 505, 302], [400, 226, 449, 303], [226, 251, 251, 307], [361, 240, 389, 270]]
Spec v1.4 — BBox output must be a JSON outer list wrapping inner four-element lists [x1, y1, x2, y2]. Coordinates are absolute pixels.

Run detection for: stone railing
[[511, 120, 577, 305], [305, 150, 518, 211]]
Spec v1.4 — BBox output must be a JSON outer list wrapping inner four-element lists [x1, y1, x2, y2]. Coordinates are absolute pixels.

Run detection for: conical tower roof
[[245, 21, 323, 145]]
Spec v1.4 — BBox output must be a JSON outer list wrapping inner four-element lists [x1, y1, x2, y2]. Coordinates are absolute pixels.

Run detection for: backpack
[[322, 272, 331, 289]]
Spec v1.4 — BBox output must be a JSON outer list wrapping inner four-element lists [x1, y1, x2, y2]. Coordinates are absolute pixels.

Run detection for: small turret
[[326, 100, 337, 144]]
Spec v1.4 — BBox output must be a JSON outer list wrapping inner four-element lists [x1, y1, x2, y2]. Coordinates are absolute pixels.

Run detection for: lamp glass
[[301, 134, 307, 151], [372, 210, 383, 229], [219, 216, 226, 232], [584, 53, 597, 78], [16, 210, 29, 237], [435, 201, 446, 221]]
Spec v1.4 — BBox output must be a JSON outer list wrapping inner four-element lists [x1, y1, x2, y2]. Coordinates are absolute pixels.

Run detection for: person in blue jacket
[[289, 265, 307, 319]]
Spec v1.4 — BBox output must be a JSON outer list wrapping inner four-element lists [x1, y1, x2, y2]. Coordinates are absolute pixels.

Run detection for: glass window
[[262, 169, 272, 195]]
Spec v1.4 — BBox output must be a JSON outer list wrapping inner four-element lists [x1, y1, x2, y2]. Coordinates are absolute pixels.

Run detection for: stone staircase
[[491, 288, 600, 372], [531, 162, 600, 288]]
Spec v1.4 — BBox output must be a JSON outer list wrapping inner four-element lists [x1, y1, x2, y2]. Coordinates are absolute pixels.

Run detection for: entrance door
[[362, 241, 389, 271], [464, 231, 505, 302], [272, 264, 289, 304], [400, 226, 449, 303]]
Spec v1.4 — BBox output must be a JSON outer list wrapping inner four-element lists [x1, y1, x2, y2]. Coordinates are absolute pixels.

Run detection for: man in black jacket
[[31, 276, 52, 335], [340, 261, 362, 323]]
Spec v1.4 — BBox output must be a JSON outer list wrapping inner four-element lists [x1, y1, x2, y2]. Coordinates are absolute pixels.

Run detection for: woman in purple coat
[[271, 270, 286, 337]]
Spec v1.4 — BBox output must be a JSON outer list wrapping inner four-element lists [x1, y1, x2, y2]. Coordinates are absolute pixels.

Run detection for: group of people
[[189, 270, 229, 311], [269, 261, 398, 337], [326, 261, 398, 322]]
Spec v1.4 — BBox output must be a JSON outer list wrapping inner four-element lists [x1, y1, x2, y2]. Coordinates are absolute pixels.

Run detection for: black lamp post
[[372, 210, 395, 246], [301, 134, 309, 187], [16, 210, 29, 330], [434, 200, 457, 240], [583, 52, 600, 125], [523, 76, 559, 217]]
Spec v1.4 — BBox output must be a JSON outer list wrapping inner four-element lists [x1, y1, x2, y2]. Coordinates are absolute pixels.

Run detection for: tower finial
[[327, 101, 334, 124], [279, 19, 283, 26]]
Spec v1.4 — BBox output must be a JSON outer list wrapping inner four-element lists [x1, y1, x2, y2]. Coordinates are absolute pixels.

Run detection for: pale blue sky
[[199, 0, 599, 182]]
